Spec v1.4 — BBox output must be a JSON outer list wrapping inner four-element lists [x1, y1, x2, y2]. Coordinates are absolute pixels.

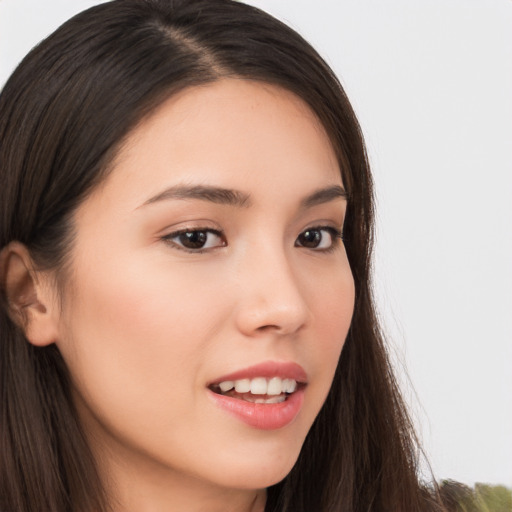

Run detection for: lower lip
[[208, 388, 305, 430]]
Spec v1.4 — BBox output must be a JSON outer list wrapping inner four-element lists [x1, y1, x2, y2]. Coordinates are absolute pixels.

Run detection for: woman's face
[[55, 79, 354, 496]]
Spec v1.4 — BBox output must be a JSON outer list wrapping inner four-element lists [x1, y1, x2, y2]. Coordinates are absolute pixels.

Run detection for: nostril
[[255, 324, 280, 332]]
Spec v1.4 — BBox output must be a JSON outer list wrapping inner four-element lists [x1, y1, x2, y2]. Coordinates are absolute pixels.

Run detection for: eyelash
[[161, 227, 226, 254], [161, 225, 344, 254], [295, 226, 344, 254]]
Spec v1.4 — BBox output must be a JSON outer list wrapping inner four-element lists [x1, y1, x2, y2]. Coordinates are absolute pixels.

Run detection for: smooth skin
[[3, 80, 355, 512]]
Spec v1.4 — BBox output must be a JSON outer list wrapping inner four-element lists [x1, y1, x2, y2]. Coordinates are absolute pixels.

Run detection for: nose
[[233, 245, 310, 338]]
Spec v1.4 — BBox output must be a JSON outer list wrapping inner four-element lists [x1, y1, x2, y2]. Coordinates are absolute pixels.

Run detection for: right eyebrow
[[299, 185, 348, 209], [138, 184, 252, 209]]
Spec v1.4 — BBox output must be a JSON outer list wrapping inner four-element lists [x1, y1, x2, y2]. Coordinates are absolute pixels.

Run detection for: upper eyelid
[[304, 224, 342, 233], [164, 226, 222, 235], [162, 224, 342, 237], [160, 223, 222, 238]]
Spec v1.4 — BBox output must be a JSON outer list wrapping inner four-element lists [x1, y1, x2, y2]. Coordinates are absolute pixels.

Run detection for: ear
[[0, 242, 60, 346]]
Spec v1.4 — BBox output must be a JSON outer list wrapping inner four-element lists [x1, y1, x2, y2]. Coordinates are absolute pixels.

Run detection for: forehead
[[83, 79, 342, 213]]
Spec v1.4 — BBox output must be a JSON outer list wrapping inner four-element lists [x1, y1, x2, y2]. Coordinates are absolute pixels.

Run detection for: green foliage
[[475, 484, 512, 512], [439, 480, 512, 512]]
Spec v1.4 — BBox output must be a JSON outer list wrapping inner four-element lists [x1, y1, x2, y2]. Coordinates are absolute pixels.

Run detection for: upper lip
[[208, 361, 308, 386]]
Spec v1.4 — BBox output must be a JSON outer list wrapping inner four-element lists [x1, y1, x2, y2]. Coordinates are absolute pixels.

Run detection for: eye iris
[[179, 231, 207, 249], [299, 229, 321, 248]]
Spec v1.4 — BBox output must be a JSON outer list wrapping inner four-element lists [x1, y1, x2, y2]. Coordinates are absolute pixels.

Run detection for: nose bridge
[[234, 236, 309, 336]]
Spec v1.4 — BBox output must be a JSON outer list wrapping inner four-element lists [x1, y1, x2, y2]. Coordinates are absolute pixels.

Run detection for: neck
[[111, 469, 266, 512], [88, 426, 266, 512]]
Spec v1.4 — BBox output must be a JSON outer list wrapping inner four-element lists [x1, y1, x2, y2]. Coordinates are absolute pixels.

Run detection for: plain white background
[[1, 0, 511, 487]]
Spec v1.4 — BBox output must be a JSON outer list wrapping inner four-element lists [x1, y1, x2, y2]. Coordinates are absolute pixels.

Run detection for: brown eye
[[295, 227, 341, 250], [179, 230, 208, 249], [164, 229, 226, 251], [297, 229, 321, 248]]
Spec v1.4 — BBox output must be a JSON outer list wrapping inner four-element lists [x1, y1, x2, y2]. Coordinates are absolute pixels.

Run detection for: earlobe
[[0, 242, 59, 346]]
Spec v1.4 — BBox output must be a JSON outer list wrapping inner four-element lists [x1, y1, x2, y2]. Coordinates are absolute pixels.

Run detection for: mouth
[[206, 361, 307, 429], [208, 376, 306, 404]]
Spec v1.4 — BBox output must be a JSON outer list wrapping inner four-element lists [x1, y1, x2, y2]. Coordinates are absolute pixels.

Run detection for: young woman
[[0, 1, 445, 511]]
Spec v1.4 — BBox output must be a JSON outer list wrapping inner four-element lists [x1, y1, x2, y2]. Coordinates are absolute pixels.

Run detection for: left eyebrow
[[139, 184, 252, 209], [299, 185, 348, 209]]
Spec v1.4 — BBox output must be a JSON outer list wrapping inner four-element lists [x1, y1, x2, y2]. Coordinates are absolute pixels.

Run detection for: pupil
[[300, 229, 321, 248], [179, 231, 207, 249]]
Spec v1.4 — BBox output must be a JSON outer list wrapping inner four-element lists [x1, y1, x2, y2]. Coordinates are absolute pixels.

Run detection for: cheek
[[57, 254, 225, 430], [304, 264, 354, 389]]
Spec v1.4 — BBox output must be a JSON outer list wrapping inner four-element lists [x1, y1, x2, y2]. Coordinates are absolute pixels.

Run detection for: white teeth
[[267, 377, 283, 395], [234, 379, 251, 393], [216, 377, 298, 395], [250, 377, 267, 395], [218, 380, 234, 392], [266, 395, 286, 403], [252, 395, 286, 404], [283, 379, 297, 393]]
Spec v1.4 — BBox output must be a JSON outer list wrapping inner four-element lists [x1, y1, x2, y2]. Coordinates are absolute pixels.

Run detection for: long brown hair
[[0, 1, 443, 510]]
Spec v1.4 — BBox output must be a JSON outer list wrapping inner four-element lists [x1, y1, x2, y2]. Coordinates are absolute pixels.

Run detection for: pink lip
[[208, 361, 308, 385], [207, 361, 307, 430], [207, 387, 305, 430]]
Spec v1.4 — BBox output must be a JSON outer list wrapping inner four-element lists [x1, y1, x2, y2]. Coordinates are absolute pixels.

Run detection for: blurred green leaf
[[439, 480, 512, 512]]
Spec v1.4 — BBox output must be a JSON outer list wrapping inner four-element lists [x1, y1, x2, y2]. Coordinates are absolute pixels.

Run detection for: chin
[[220, 464, 295, 491], [206, 441, 302, 491]]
